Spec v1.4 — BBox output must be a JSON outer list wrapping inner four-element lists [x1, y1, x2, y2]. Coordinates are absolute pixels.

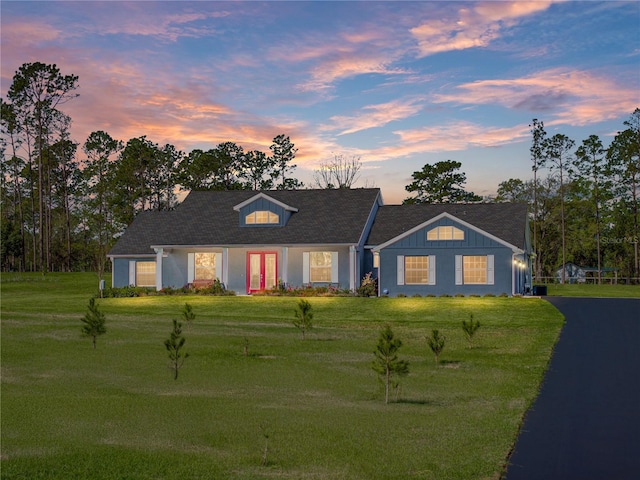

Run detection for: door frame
[[246, 251, 278, 294]]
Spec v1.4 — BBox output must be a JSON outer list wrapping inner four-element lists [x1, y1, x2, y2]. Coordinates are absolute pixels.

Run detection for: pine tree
[[81, 297, 106, 349], [165, 319, 189, 380], [371, 325, 409, 404], [293, 299, 313, 339], [426, 329, 446, 364]]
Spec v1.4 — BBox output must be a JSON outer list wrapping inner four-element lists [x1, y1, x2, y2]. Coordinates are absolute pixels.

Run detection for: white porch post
[[281, 247, 288, 286], [349, 246, 357, 291], [154, 248, 163, 291], [222, 248, 229, 288]]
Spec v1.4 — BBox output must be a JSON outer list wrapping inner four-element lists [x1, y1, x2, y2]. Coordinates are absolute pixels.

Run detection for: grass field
[[545, 283, 640, 298], [1, 273, 564, 480]]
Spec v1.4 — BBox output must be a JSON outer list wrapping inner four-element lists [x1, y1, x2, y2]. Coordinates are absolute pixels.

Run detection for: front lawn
[[544, 283, 640, 298], [1, 273, 563, 480]]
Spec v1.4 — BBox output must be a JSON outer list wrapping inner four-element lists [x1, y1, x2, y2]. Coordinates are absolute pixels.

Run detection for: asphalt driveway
[[504, 297, 640, 480]]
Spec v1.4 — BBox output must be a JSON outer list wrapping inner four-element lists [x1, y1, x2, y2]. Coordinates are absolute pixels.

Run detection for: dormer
[[233, 193, 298, 227]]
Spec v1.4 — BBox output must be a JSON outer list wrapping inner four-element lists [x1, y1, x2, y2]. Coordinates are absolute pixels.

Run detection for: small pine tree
[[81, 298, 106, 349], [371, 325, 409, 404], [293, 299, 313, 339], [426, 329, 446, 364], [165, 319, 189, 380], [462, 314, 481, 347], [182, 302, 195, 330]]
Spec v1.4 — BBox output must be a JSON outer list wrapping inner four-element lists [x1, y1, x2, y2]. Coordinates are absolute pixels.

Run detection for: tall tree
[[270, 134, 301, 190], [239, 149, 275, 190], [495, 178, 530, 203], [607, 109, 640, 278], [403, 160, 481, 204], [82, 130, 122, 280], [530, 119, 547, 280], [6, 62, 79, 272], [313, 153, 362, 189], [572, 135, 608, 283], [542, 134, 575, 283]]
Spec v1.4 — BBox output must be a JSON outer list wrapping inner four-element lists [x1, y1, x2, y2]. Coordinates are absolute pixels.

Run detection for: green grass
[[1, 273, 564, 480], [544, 283, 640, 298]]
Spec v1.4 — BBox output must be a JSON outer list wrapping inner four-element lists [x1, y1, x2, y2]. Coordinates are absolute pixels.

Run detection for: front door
[[247, 252, 277, 293]]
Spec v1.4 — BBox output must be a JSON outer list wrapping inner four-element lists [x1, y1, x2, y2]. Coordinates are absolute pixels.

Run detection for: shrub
[[357, 272, 377, 297], [397, 293, 407, 298], [426, 329, 446, 364], [462, 314, 481, 347]]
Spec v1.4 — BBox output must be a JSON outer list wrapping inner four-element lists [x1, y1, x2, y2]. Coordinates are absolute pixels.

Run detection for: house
[[108, 189, 532, 296], [364, 202, 531, 296], [555, 262, 619, 284]]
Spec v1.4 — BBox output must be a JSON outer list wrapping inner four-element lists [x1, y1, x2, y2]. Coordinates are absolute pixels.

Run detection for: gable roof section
[[108, 188, 381, 255], [232, 192, 299, 212], [366, 203, 528, 252]]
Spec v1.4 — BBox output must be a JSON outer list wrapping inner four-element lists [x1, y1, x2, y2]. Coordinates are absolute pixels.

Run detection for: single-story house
[[555, 262, 619, 283], [108, 188, 532, 296]]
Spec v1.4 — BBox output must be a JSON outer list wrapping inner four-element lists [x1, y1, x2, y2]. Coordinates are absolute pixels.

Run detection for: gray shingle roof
[[365, 202, 529, 250], [108, 188, 382, 256]]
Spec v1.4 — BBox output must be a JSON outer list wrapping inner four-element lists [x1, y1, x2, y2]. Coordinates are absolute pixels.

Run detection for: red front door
[[247, 252, 278, 294]]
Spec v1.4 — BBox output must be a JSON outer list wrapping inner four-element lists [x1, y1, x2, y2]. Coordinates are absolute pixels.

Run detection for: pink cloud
[[325, 96, 426, 135], [410, 1, 553, 56], [432, 68, 638, 126]]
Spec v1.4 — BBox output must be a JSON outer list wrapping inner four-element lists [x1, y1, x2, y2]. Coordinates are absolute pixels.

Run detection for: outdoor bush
[[397, 293, 407, 298], [455, 293, 465, 297], [356, 272, 377, 297]]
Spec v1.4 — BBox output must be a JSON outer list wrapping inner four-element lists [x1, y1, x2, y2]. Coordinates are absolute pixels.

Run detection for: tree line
[[401, 110, 639, 283], [1, 62, 638, 282]]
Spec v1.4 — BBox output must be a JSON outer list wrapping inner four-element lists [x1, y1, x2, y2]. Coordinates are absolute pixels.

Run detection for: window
[[463, 256, 487, 284], [397, 255, 436, 285], [136, 261, 156, 287], [310, 252, 332, 282], [245, 210, 279, 224], [455, 255, 494, 285], [405, 256, 430, 284], [195, 253, 216, 281], [427, 226, 464, 241], [303, 252, 338, 283]]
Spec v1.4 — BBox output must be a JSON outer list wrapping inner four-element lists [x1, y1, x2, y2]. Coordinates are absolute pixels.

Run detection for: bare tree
[[313, 154, 362, 189]]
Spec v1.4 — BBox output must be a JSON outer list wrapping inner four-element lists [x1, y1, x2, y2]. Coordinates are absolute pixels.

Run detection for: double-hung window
[[129, 261, 156, 287], [397, 255, 436, 285], [455, 255, 494, 285], [303, 252, 339, 283]]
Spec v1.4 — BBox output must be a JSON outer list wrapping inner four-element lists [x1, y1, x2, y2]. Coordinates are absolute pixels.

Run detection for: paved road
[[504, 297, 640, 480]]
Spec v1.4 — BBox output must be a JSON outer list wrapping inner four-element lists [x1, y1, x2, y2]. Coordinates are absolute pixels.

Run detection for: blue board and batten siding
[[376, 219, 517, 297]]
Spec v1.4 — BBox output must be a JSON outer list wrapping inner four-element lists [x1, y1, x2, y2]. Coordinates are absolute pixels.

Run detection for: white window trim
[[188, 252, 222, 284], [397, 255, 436, 286], [303, 251, 339, 283], [456, 254, 494, 285]]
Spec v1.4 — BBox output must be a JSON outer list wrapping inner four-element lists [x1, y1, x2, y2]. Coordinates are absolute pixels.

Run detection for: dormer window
[[245, 210, 279, 225], [427, 225, 464, 241]]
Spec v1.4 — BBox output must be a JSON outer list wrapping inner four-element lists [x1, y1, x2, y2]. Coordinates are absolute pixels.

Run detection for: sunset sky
[[2, 1, 638, 204]]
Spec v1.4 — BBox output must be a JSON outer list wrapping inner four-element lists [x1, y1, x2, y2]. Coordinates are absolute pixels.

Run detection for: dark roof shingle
[[365, 202, 528, 249], [109, 188, 381, 255]]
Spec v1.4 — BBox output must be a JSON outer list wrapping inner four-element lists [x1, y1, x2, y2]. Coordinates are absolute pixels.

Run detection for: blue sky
[[2, 1, 638, 203]]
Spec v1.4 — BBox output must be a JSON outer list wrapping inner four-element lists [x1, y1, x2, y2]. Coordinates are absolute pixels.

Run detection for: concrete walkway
[[504, 297, 640, 480]]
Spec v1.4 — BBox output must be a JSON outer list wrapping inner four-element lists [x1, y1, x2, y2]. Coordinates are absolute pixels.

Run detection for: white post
[[154, 248, 163, 291], [349, 246, 357, 291]]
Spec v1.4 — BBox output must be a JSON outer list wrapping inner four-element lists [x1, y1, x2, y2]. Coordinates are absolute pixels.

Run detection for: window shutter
[[303, 252, 310, 283], [215, 252, 222, 280], [129, 261, 136, 286], [455, 255, 462, 285], [397, 255, 405, 285], [487, 255, 495, 285], [187, 253, 195, 283], [429, 255, 436, 285], [331, 252, 339, 283]]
